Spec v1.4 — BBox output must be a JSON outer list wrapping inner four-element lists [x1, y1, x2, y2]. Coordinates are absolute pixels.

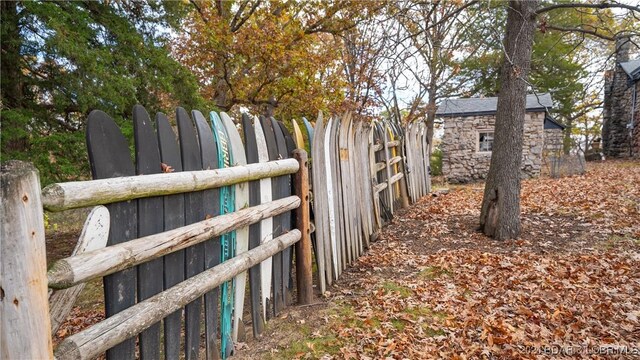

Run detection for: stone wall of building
[[441, 111, 545, 183], [543, 128, 563, 154], [602, 37, 634, 157]]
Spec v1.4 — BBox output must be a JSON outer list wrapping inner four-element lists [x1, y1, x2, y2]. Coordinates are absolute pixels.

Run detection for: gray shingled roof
[[436, 93, 553, 117], [620, 59, 640, 80]]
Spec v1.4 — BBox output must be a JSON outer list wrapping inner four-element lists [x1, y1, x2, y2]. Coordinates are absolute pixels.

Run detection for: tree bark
[[479, 0, 538, 240]]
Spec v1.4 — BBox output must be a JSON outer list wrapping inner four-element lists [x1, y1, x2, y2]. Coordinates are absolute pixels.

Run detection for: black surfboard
[[156, 112, 185, 360], [133, 105, 163, 360], [86, 110, 137, 360], [193, 110, 221, 359], [259, 116, 283, 317], [276, 121, 296, 301], [241, 113, 265, 337], [177, 107, 204, 360], [271, 118, 290, 313]]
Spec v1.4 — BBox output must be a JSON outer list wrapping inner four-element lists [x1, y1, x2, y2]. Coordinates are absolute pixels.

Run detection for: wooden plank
[[50, 206, 109, 333], [339, 114, 354, 265], [347, 117, 362, 258], [132, 105, 164, 360], [269, 117, 288, 315], [240, 113, 265, 337], [390, 172, 405, 184], [156, 112, 185, 360], [42, 160, 298, 212], [394, 123, 410, 209], [310, 113, 328, 293], [220, 112, 250, 346], [382, 123, 394, 216], [292, 119, 305, 150], [369, 126, 382, 232], [211, 111, 234, 359], [277, 120, 296, 305], [253, 117, 274, 321], [258, 116, 282, 319], [373, 182, 388, 193], [194, 110, 222, 360], [55, 230, 302, 360], [176, 107, 205, 360], [302, 117, 314, 149], [323, 117, 338, 280], [293, 150, 313, 305], [386, 140, 400, 147], [1, 161, 53, 360], [388, 156, 402, 166], [86, 110, 137, 360], [329, 116, 345, 274], [372, 143, 383, 152]]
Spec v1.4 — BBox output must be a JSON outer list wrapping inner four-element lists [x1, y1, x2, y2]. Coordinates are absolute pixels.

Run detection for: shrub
[[430, 148, 443, 176]]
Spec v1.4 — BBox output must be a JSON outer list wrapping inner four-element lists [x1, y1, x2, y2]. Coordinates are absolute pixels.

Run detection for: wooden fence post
[[293, 150, 313, 305], [1, 161, 53, 359]]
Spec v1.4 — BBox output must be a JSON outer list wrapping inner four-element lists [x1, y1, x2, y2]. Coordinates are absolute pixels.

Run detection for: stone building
[[436, 93, 565, 183], [603, 36, 640, 158]]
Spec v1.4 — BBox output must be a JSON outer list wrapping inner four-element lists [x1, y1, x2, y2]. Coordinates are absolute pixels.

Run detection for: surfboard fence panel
[[307, 115, 431, 293], [0, 106, 313, 360]]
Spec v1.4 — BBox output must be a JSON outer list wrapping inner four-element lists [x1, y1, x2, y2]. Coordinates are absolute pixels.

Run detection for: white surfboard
[[253, 116, 273, 320], [220, 112, 250, 343], [323, 117, 338, 277]]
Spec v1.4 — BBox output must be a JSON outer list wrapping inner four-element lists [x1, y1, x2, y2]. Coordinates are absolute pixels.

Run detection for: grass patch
[[602, 233, 640, 249], [75, 278, 104, 311], [390, 319, 405, 331], [273, 334, 342, 359], [381, 281, 412, 297], [418, 266, 452, 280], [403, 306, 448, 320], [423, 326, 446, 337]]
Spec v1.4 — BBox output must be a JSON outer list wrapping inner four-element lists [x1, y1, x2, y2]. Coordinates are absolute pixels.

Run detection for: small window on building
[[478, 132, 494, 152]]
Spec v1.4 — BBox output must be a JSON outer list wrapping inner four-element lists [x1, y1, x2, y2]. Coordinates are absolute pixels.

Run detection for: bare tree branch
[[545, 24, 615, 41], [536, 2, 640, 15]]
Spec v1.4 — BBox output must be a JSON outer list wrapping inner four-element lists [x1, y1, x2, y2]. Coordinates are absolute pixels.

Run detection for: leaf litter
[[236, 160, 640, 359]]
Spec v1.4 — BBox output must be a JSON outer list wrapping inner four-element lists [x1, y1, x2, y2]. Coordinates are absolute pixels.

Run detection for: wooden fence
[[307, 114, 431, 292], [0, 108, 430, 360]]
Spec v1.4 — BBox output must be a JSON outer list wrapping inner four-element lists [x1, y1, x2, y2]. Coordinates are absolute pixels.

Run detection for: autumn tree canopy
[[1, 0, 638, 184]]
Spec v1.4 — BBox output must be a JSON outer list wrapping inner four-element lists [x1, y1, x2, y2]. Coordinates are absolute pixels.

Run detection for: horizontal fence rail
[[48, 196, 301, 289], [42, 159, 299, 212], [54, 230, 302, 360]]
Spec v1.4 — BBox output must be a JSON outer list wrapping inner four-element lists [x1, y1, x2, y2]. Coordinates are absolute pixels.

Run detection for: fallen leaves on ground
[[237, 160, 640, 359]]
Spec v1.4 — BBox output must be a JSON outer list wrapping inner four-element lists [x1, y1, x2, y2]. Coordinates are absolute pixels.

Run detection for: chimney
[[615, 36, 632, 63]]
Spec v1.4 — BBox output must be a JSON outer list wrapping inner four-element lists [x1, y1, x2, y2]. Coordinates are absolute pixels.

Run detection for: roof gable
[[436, 93, 553, 117], [620, 58, 640, 80]]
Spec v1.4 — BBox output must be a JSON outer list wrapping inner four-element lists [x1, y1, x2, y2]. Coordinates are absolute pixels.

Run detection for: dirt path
[[234, 160, 640, 359]]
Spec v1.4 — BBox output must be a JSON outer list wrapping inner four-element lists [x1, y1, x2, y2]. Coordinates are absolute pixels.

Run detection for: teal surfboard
[[210, 111, 235, 358]]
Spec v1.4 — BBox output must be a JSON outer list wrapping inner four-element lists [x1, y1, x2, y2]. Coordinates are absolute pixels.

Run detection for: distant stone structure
[[603, 36, 640, 158], [436, 93, 565, 183]]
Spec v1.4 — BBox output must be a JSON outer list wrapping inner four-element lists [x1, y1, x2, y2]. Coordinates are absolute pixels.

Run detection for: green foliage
[[1, 1, 207, 185], [430, 147, 443, 176]]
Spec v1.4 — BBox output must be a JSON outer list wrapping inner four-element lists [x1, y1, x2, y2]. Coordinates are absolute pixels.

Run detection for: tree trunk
[[479, 0, 538, 240], [425, 88, 437, 156]]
